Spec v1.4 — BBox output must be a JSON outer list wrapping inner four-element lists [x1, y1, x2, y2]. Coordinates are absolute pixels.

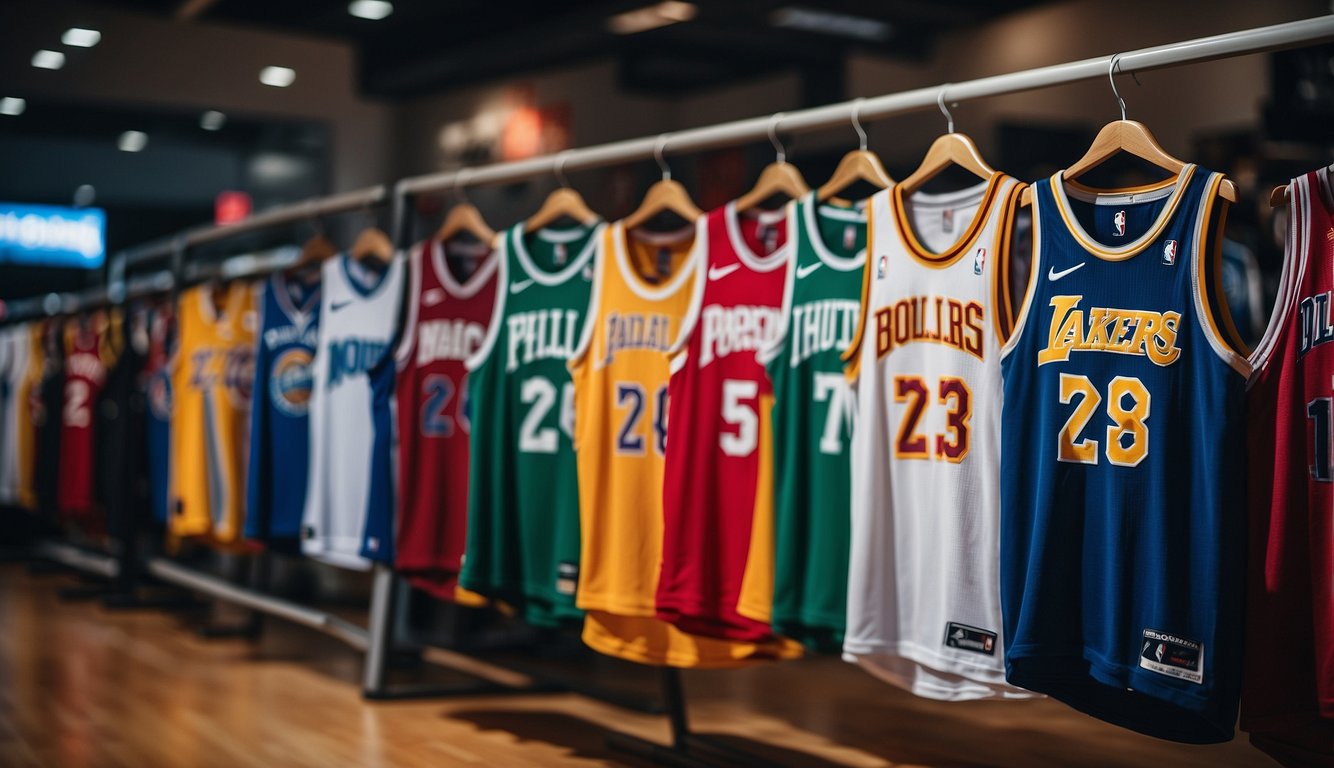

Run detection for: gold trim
[[891, 174, 1003, 269], [1052, 166, 1196, 261], [841, 195, 877, 382]]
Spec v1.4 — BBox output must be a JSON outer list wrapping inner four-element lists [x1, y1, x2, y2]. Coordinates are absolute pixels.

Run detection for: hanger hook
[[1108, 53, 1127, 121], [767, 112, 787, 165], [554, 150, 572, 189], [454, 167, 474, 206], [654, 134, 672, 181], [850, 98, 868, 151], [937, 84, 955, 134]]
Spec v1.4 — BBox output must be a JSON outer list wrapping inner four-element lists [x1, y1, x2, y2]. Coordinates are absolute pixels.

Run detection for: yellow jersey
[[15, 321, 44, 510], [168, 282, 257, 546]]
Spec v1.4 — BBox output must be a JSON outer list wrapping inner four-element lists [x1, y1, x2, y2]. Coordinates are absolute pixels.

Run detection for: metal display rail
[[16, 15, 1334, 767]]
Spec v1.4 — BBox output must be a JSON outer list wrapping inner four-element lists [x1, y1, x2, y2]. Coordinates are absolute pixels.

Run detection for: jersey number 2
[[1057, 373, 1150, 467], [893, 375, 971, 462]]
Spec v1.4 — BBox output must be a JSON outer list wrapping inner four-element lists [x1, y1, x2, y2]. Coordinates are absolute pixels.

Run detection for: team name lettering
[[699, 304, 782, 367], [506, 309, 581, 371], [601, 311, 671, 368], [418, 319, 485, 366], [327, 338, 388, 386], [1299, 291, 1334, 358], [66, 352, 106, 385], [264, 323, 318, 350], [790, 299, 859, 367], [1038, 295, 1181, 367], [188, 347, 254, 401], [875, 295, 984, 361]]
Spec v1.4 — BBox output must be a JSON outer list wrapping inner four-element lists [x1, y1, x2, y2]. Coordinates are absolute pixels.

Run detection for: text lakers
[[1038, 295, 1181, 366]]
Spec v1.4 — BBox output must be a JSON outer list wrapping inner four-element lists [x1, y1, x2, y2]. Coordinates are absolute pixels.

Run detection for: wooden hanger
[[437, 172, 496, 245], [526, 152, 600, 231], [897, 90, 995, 197], [350, 226, 394, 263], [736, 113, 810, 212], [623, 136, 703, 231], [816, 100, 892, 203], [1020, 57, 1238, 206], [287, 231, 337, 276], [1269, 184, 1288, 208]]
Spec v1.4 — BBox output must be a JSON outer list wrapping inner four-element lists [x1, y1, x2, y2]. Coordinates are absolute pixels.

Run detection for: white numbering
[[720, 379, 759, 457], [519, 376, 574, 454], [812, 372, 855, 455], [64, 380, 90, 428]]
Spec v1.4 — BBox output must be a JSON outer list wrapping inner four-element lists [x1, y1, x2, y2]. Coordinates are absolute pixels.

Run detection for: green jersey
[[758, 193, 865, 651], [461, 220, 601, 627]]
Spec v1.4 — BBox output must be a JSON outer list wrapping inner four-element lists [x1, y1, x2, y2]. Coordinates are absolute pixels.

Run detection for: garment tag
[[942, 207, 955, 233], [556, 562, 579, 596], [943, 622, 997, 655], [843, 225, 856, 251], [758, 222, 778, 254], [554, 243, 568, 266], [1139, 628, 1204, 684]]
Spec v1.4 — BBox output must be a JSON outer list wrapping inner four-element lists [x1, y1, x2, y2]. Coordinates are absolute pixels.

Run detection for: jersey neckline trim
[[890, 174, 1001, 267], [339, 252, 397, 300], [429, 237, 499, 299], [801, 192, 866, 271], [612, 219, 702, 301], [1050, 164, 1196, 261], [724, 200, 788, 273], [511, 220, 601, 287], [270, 271, 319, 323]]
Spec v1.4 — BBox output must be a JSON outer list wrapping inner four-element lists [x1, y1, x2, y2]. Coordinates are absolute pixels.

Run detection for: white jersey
[[302, 254, 404, 569], [844, 174, 1037, 701], [0, 324, 30, 503]]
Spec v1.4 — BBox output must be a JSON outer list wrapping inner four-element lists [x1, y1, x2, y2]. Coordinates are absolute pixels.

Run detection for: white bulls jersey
[[302, 253, 404, 569], [844, 175, 1037, 700]]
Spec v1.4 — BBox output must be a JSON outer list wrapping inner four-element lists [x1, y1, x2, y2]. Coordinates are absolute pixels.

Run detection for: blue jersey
[[999, 165, 1249, 744], [245, 273, 320, 543], [360, 352, 396, 564]]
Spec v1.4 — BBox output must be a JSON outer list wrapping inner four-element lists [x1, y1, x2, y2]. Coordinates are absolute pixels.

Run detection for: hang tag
[[843, 225, 856, 251], [554, 243, 568, 266]]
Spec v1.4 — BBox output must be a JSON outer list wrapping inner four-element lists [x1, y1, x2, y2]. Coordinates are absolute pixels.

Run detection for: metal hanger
[[736, 112, 810, 212], [816, 98, 892, 203], [623, 134, 703, 230], [895, 85, 996, 197]]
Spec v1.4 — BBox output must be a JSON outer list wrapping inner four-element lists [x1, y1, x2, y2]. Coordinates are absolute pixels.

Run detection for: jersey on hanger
[[570, 220, 796, 668], [362, 238, 498, 600], [15, 322, 44, 510], [168, 283, 256, 546], [99, 307, 149, 541], [1243, 165, 1334, 764], [34, 319, 65, 521], [58, 310, 118, 526], [145, 302, 173, 525], [461, 220, 599, 626], [656, 201, 788, 642], [1000, 166, 1248, 743], [302, 253, 402, 570], [844, 174, 1034, 702], [738, 193, 866, 652], [245, 272, 320, 545], [0, 323, 34, 506]]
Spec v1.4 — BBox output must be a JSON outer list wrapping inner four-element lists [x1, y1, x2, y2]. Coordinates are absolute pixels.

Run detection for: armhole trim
[[392, 243, 423, 370], [567, 230, 608, 374], [1190, 173, 1251, 378], [841, 189, 882, 383], [666, 218, 710, 359], [1248, 174, 1309, 377], [465, 236, 511, 372], [1000, 184, 1043, 361], [756, 203, 799, 367]]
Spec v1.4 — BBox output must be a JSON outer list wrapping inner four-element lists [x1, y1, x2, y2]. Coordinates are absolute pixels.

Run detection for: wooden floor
[[0, 562, 1276, 768]]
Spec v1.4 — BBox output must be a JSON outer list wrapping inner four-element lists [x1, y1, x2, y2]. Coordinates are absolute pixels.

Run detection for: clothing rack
[[12, 14, 1334, 764]]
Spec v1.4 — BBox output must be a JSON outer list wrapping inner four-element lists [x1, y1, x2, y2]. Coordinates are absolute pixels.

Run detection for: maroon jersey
[[1244, 165, 1334, 763], [58, 312, 114, 524], [656, 201, 788, 641], [392, 240, 498, 599]]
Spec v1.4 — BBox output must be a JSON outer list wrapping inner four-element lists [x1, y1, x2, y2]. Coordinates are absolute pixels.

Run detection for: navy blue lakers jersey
[[999, 165, 1249, 743], [245, 273, 319, 543]]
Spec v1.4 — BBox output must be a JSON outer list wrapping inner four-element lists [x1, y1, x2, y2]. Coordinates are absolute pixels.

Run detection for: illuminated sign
[[0, 202, 105, 269]]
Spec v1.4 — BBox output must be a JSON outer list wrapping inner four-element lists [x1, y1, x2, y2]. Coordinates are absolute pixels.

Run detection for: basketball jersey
[[34, 319, 64, 521], [362, 239, 498, 599], [737, 193, 866, 652], [99, 307, 148, 541], [168, 283, 257, 545], [302, 254, 403, 570], [842, 175, 1032, 701], [245, 273, 320, 544], [656, 202, 788, 642], [1243, 165, 1334, 763], [145, 302, 173, 525], [0, 323, 31, 505], [59, 311, 117, 524], [1000, 166, 1248, 743], [16, 322, 44, 510], [461, 221, 599, 626]]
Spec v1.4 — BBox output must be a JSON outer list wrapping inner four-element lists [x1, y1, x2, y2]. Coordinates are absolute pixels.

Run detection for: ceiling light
[[608, 1, 697, 35], [118, 131, 147, 152], [0, 97, 25, 116], [32, 50, 66, 70], [61, 28, 102, 47], [771, 7, 891, 42], [259, 66, 296, 87], [348, 0, 393, 20], [200, 110, 226, 131]]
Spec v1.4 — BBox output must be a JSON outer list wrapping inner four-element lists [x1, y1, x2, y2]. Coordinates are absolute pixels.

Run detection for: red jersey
[[58, 311, 115, 524], [1244, 165, 1334, 763], [392, 240, 498, 599], [656, 201, 788, 641]]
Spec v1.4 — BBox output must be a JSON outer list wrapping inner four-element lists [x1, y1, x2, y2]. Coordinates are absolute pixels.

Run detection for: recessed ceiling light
[[32, 50, 66, 70], [200, 110, 226, 131], [118, 130, 148, 152], [348, 0, 393, 20], [61, 28, 102, 47], [771, 7, 891, 42], [259, 66, 296, 87], [607, 2, 697, 35], [0, 97, 25, 116]]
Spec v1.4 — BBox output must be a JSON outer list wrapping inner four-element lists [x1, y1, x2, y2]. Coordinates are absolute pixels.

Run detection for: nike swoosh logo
[[1047, 263, 1086, 282], [510, 279, 535, 294], [423, 288, 445, 306], [709, 264, 741, 281], [330, 300, 354, 312], [796, 262, 822, 279]]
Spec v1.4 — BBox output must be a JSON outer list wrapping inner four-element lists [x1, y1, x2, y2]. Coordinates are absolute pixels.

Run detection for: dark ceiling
[[88, 0, 1051, 98]]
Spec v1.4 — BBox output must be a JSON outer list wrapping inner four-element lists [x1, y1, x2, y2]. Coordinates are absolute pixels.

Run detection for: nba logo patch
[[1162, 240, 1178, 265], [973, 248, 986, 275], [877, 254, 887, 280], [1113, 210, 1127, 237]]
